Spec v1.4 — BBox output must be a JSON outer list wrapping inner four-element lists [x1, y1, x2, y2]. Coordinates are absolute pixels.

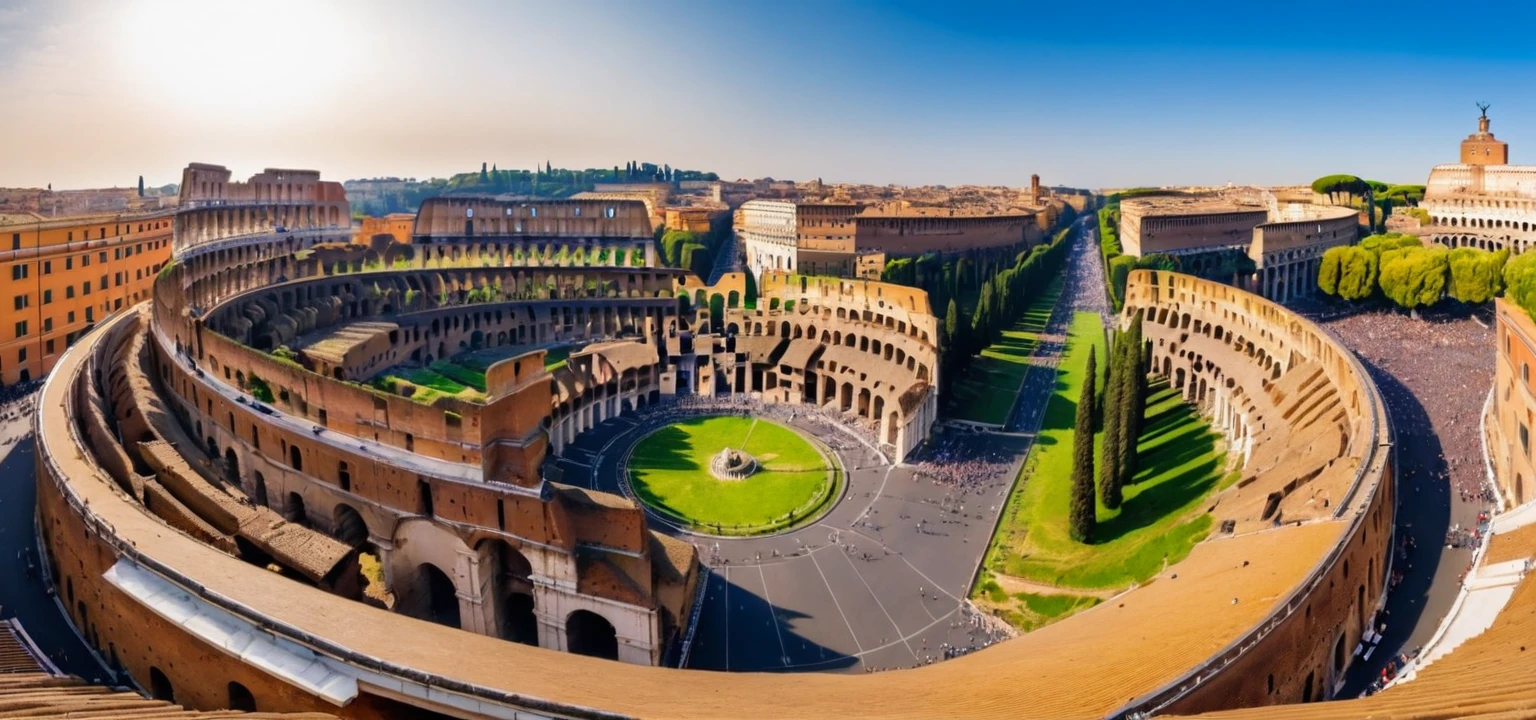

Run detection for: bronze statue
[[1478, 102, 1491, 119]]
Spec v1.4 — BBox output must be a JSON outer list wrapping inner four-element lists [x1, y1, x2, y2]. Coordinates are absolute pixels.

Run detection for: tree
[[1318, 246, 1346, 296], [1504, 251, 1536, 318], [1447, 247, 1508, 305], [1070, 346, 1098, 544], [1101, 332, 1124, 503], [1378, 246, 1449, 317], [479, 162, 488, 183], [1310, 174, 1369, 205], [1117, 312, 1146, 489], [137, 175, 144, 197], [1335, 246, 1379, 302]]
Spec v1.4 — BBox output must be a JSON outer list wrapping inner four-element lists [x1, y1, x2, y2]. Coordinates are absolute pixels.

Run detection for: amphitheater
[[27, 162, 1536, 719]]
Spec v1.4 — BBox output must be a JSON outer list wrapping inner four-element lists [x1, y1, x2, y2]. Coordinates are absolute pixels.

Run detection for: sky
[[4, 0, 1536, 191]]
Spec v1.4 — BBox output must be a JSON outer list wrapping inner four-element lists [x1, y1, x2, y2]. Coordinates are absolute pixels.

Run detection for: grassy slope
[[947, 276, 1065, 425], [980, 312, 1233, 599], [628, 417, 829, 528]]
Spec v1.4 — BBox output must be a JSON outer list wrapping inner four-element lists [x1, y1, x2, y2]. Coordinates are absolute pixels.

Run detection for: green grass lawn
[[389, 366, 486, 404], [543, 345, 571, 372], [978, 311, 1235, 601], [628, 416, 835, 534], [948, 277, 1064, 425]]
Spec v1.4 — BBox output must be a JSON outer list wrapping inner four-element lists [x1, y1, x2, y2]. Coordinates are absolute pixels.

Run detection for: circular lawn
[[626, 416, 837, 536]]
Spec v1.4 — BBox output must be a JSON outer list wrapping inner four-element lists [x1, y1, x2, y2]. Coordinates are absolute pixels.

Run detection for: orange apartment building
[[0, 211, 173, 385], [353, 212, 415, 245]]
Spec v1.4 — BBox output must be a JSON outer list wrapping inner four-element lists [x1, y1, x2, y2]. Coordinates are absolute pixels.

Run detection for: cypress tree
[[1118, 312, 1145, 487], [1101, 330, 1124, 503], [1070, 346, 1098, 544]]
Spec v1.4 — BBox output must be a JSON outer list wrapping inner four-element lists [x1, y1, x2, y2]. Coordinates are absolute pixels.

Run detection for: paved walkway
[[0, 394, 112, 683], [1005, 215, 1107, 433]]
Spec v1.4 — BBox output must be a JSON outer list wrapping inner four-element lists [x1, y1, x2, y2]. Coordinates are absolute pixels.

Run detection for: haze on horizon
[[3, 0, 1536, 192]]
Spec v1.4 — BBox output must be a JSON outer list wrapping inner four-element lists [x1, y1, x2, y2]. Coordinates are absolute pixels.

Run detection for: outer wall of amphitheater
[[35, 468, 380, 717], [1123, 271, 1394, 714]]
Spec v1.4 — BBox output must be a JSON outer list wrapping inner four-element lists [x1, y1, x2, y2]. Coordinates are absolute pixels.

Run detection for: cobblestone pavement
[[1303, 304, 1494, 697]]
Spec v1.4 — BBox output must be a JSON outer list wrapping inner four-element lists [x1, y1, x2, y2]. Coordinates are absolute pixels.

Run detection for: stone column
[[454, 544, 498, 636]]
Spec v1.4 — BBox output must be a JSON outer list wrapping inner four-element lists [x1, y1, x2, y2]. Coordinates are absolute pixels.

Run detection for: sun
[[110, 0, 358, 118]]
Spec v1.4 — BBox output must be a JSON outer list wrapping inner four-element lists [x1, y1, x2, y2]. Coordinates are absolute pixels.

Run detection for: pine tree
[[1070, 345, 1098, 544]]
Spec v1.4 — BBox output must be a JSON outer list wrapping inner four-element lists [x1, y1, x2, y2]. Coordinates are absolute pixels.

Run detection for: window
[[67, 311, 75, 323], [98, 251, 106, 263], [12, 295, 26, 311], [42, 318, 51, 332], [45, 339, 53, 355], [65, 286, 74, 299], [42, 290, 51, 305], [9, 233, 18, 250], [99, 274, 107, 290], [14, 321, 26, 338], [1523, 423, 1530, 457], [17, 348, 25, 363], [10, 264, 26, 280], [82, 281, 91, 295], [66, 256, 73, 270], [85, 307, 93, 322], [82, 254, 90, 267], [1525, 363, 1530, 383]]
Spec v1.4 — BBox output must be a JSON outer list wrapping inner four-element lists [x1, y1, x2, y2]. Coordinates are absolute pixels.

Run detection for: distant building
[[1490, 296, 1536, 508], [1119, 189, 1357, 303], [739, 200, 860, 280], [1425, 110, 1536, 253], [354, 212, 416, 245]]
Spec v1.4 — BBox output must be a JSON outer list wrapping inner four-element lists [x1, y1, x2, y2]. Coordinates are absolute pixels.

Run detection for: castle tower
[[1461, 107, 1509, 166], [1030, 174, 1041, 205]]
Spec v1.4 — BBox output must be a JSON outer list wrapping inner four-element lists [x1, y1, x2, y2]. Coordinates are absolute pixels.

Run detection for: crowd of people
[[908, 430, 1015, 490]]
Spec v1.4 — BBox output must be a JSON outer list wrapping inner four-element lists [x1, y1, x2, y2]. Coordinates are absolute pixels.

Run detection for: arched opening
[[289, 445, 303, 472], [223, 448, 239, 484], [286, 492, 308, 527], [253, 471, 268, 507], [567, 609, 618, 660], [415, 563, 461, 629], [228, 681, 256, 711], [483, 540, 539, 645], [1333, 633, 1347, 674], [333, 504, 369, 547], [149, 667, 174, 703], [1302, 671, 1315, 702]]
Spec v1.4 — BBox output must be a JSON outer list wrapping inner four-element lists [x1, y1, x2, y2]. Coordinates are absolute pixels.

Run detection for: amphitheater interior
[[31, 167, 1536, 719]]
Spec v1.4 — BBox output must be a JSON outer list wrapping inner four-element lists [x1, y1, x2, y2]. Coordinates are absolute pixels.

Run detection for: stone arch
[[411, 562, 461, 629], [332, 503, 370, 547], [481, 538, 538, 646], [149, 667, 174, 703], [253, 471, 268, 507], [228, 681, 256, 711], [567, 609, 618, 660], [223, 448, 240, 484], [285, 492, 308, 527]]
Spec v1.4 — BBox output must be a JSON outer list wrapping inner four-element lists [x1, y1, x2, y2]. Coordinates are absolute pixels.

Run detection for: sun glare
[[112, 0, 355, 118]]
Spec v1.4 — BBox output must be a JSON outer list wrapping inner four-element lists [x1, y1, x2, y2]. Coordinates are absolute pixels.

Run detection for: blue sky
[[2, 0, 1535, 190]]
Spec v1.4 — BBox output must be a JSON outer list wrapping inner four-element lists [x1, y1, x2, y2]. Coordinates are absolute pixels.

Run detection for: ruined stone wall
[[1119, 270, 1393, 715], [853, 213, 1036, 256]]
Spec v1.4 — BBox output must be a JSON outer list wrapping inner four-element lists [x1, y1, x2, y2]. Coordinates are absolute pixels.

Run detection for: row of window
[[8, 241, 166, 280], [15, 306, 98, 338], [10, 226, 169, 250]]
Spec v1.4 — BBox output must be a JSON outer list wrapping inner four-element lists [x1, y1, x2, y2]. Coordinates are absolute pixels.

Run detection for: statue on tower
[[1478, 102, 1491, 134]]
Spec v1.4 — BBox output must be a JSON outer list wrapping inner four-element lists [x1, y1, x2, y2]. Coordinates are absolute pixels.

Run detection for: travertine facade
[[1489, 297, 1536, 508], [38, 234, 1406, 718], [1425, 112, 1536, 254], [1119, 191, 1357, 303]]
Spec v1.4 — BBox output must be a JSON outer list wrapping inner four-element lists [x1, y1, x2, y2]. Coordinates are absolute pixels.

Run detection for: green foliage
[[677, 291, 692, 314], [1365, 180, 1391, 194], [1318, 247, 1345, 296], [1382, 184, 1427, 206], [1336, 247, 1378, 301], [708, 293, 725, 329], [1447, 247, 1509, 304], [1360, 233, 1422, 255], [1378, 245, 1449, 310], [270, 346, 301, 366], [743, 269, 758, 305], [246, 374, 274, 403], [1503, 251, 1536, 319], [1069, 345, 1098, 544], [1311, 174, 1368, 201]]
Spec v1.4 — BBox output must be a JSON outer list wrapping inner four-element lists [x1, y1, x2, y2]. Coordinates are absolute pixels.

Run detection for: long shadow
[[686, 570, 858, 672], [1337, 356, 1452, 697], [0, 436, 112, 681], [1096, 456, 1224, 542]]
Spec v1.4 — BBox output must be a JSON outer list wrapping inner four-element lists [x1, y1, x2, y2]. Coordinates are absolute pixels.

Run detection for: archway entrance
[[333, 504, 369, 547], [483, 539, 538, 646], [566, 610, 617, 660], [417, 563, 461, 629]]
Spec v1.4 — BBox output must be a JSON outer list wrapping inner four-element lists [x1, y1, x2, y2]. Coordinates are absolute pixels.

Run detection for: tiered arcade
[[31, 164, 1432, 719]]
